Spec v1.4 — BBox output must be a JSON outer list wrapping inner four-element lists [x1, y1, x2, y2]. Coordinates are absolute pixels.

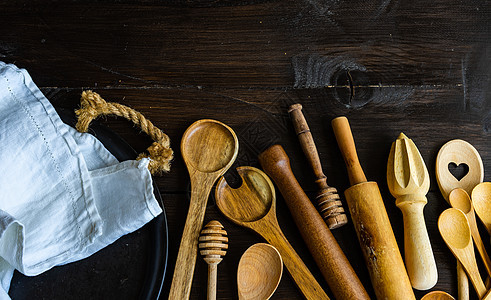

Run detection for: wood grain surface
[[2, 0, 490, 299]]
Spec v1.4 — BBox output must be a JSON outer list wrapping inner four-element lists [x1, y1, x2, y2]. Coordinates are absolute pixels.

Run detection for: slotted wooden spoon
[[215, 166, 329, 299]]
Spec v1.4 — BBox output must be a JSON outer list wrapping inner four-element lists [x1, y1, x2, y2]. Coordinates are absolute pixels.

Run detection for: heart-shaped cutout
[[448, 162, 469, 181]]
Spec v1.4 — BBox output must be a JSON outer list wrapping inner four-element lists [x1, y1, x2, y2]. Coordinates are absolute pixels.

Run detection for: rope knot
[[76, 90, 110, 133], [75, 90, 173, 175]]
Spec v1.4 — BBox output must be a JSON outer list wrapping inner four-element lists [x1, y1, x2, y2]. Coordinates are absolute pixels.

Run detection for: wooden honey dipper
[[199, 220, 228, 300], [288, 104, 348, 229]]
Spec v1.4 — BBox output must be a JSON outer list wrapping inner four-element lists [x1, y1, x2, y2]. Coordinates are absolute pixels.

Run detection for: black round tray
[[9, 109, 168, 300]]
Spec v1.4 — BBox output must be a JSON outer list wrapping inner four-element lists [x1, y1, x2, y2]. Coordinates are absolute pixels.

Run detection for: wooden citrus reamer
[[288, 104, 348, 229], [331, 116, 415, 300], [387, 133, 438, 290]]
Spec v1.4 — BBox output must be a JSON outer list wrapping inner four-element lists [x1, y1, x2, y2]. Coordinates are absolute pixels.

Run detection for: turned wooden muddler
[[288, 104, 348, 229], [331, 116, 415, 300], [258, 144, 370, 300]]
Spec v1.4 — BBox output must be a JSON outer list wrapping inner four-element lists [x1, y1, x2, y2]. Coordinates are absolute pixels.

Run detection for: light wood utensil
[[421, 291, 456, 300], [288, 104, 347, 229], [258, 145, 370, 300], [436, 139, 484, 300], [436, 139, 484, 203], [387, 132, 438, 290], [331, 116, 415, 300], [438, 208, 487, 299], [471, 182, 491, 237], [237, 243, 283, 300], [169, 119, 238, 300], [215, 166, 330, 300], [199, 220, 228, 300], [449, 188, 491, 278]]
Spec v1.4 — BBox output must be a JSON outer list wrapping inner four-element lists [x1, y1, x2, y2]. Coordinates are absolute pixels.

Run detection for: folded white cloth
[[0, 62, 162, 299]]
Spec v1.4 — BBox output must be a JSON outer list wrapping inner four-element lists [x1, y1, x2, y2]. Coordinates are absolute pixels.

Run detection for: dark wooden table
[[2, 1, 490, 299]]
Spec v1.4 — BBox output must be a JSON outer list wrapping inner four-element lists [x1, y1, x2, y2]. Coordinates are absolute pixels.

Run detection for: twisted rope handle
[[75, 90, 173, 175]]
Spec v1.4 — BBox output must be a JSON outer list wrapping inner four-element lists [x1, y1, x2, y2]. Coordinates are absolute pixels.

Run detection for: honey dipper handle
[[288, 104, 327, 187], [331, 116, 367, 186], [207, 264, 218, 300]]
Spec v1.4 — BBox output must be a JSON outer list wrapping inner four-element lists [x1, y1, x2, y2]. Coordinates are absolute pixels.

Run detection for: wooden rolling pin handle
[[331, 116, 367, 186], [259, 145, 370, 300]]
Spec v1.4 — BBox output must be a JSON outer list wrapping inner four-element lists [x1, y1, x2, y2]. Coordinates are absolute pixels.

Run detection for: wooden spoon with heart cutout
[[436, 139, 484, 300]]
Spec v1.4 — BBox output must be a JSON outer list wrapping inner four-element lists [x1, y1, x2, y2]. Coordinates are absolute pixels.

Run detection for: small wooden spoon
[[438, 208, 487, 299], [169, 119, 239, 300], [471, 182, 491, 237], [421, 291, 455, 300], [237, 243, 283, 300], [450, 188, 491, 278], [216, 166, 329, 299]]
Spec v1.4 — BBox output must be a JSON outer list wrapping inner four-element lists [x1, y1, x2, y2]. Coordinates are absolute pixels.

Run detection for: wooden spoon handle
[[457, 262, 469, 300], [331, 116, 367, 186], [468, 213, 491, 278], [169, 180, 214, 300], [256, 222, 330, 300]]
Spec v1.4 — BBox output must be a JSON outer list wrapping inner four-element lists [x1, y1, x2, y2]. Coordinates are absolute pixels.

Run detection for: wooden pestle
[[258, 144, 370, 300], [387, 133, 438, 290], [288, 104, 348, 229], [331, 116, 415, 300]]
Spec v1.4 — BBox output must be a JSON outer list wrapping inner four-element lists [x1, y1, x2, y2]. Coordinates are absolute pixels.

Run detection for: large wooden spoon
[[449, 188, 491, 278], [471, 182, 491, 238], [168, 119, 238, 300], [216, 166, 330, 299], [237, 243, 283, 300], [438, 208, 487, 299]]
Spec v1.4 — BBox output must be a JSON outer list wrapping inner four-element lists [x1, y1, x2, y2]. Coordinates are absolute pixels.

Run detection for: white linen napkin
[[0, 62, 162, 299]]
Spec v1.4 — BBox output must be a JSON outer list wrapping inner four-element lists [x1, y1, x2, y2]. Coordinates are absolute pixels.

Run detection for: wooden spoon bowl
[[471, 182, 491, 236], [420, 291, 455, 300], [237, 243, 283, 300], [438, 208, 487, 299]]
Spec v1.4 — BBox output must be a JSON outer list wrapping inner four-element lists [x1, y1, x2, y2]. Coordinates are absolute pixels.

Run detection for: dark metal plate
[[8, 108, 168, 300]]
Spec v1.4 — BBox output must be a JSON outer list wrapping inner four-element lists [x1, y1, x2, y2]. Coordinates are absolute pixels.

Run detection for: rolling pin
[[387, 133, 438, 290], [288, 104, 348, 229], [259, 144, 370, 300], [331, 116, 415, 300]]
